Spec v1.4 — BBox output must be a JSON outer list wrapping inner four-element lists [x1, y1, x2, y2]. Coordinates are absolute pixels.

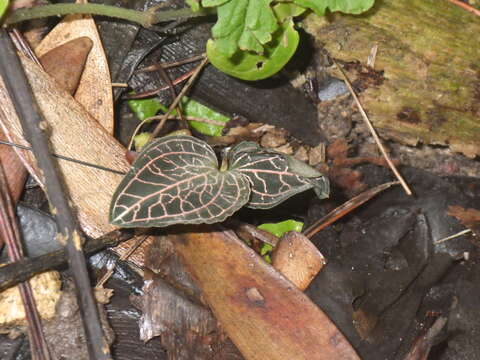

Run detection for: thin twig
[[9, 29, 42, 67], [128, 56, 208, 149], [148, 115, 226, 127], [333, 59, 413, 196], [95, 235, 148, 288], [157, 62, 188, 129], [0, 30, 111, 360], [149, 56, 209, 141], [136, 54, 204, 73], [446, 0, 480, 16], [0, 229, 134, 293], [303, 181, 399, 238], [0, 140, 126, 175], [125, 68, 195, 99], [0, 165, 51, 360], [434, 229, 472, 244]]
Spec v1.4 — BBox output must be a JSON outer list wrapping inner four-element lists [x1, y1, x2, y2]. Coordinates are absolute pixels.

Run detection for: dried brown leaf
[[35, 10, 114, 133]]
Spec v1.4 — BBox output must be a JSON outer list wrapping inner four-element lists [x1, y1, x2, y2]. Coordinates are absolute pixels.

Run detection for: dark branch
[[0, 229, 134, 292], [0, 29, 110, 360]]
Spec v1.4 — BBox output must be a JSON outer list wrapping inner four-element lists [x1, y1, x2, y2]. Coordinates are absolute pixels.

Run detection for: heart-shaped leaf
[[110, 135, 250, 227], [110, 135, 329, 228], [228, 141, 329, 209]]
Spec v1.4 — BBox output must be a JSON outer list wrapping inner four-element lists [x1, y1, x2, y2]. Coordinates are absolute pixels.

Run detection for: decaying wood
[[304, 0, 480, 158], [171, 226, 360, 360], [272, 231, 325, 291], [35, 11, 114, 133]]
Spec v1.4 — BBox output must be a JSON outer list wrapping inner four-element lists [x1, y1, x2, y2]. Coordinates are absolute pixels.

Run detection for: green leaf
[[186, 0, 201, 12], [181, 97, 230, 136], [128, 97, 166, 121], [202, 0, 229, 6], [133, 132, 151, 151], [258, 219, 304, 237], [228, 141, 329, 209], [207, 20, 300, 81], [0, 0, 9, 18], [110, 135, 251, 227], [273, 2, 306, 21], [294, 0, 375, 16], [210, 0, 278, 56], [128, 96, 229, 136]]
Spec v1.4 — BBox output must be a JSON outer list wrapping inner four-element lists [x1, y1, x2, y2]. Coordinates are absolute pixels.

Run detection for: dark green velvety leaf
[[110, 135, 250, 227], [228, 142, 329, 209]]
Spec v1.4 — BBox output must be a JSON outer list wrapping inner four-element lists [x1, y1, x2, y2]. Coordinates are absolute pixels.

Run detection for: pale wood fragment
[[272, 231, 326, 291]]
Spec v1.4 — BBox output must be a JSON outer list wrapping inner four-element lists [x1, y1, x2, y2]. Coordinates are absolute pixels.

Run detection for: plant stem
[[4, 3, 211, 28]]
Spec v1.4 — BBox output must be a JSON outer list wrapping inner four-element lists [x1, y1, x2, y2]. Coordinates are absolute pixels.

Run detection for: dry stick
[[434, 229, 473, 244], [0, 166, 51, 360], [333, 59, 413, 196], [0, 30, 111, 360], [95, 235, 147, 288], [0, 229, 134, 293], [127, 56, 208, 149], [149, 56, 209, 140], [125, 66, 196, 99], [136, 54, 205, 73], [303, 181, 400, 238], [446, 0, 480, 16], [147, 115, 225, 127], [157, 62, 188, 129]]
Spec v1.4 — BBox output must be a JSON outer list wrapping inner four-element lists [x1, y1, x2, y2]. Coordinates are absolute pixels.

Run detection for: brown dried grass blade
[[303, 181, 400, 238]]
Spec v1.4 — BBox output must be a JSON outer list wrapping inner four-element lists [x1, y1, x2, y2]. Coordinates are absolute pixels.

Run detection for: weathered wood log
[[304, 0, 480, 158]]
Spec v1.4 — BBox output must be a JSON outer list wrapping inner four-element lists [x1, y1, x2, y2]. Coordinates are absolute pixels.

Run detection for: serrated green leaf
[[211, 0, 278, 56], [0, 0, 9, 18], [207, 20, 299, 81], [258, 219, 304, 237], [110, 135, 251, 227], [273, 2, 306, 21], [186, 0, 201, 11], [228, 141, 329, 209], [294, 0, 375, 16]]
